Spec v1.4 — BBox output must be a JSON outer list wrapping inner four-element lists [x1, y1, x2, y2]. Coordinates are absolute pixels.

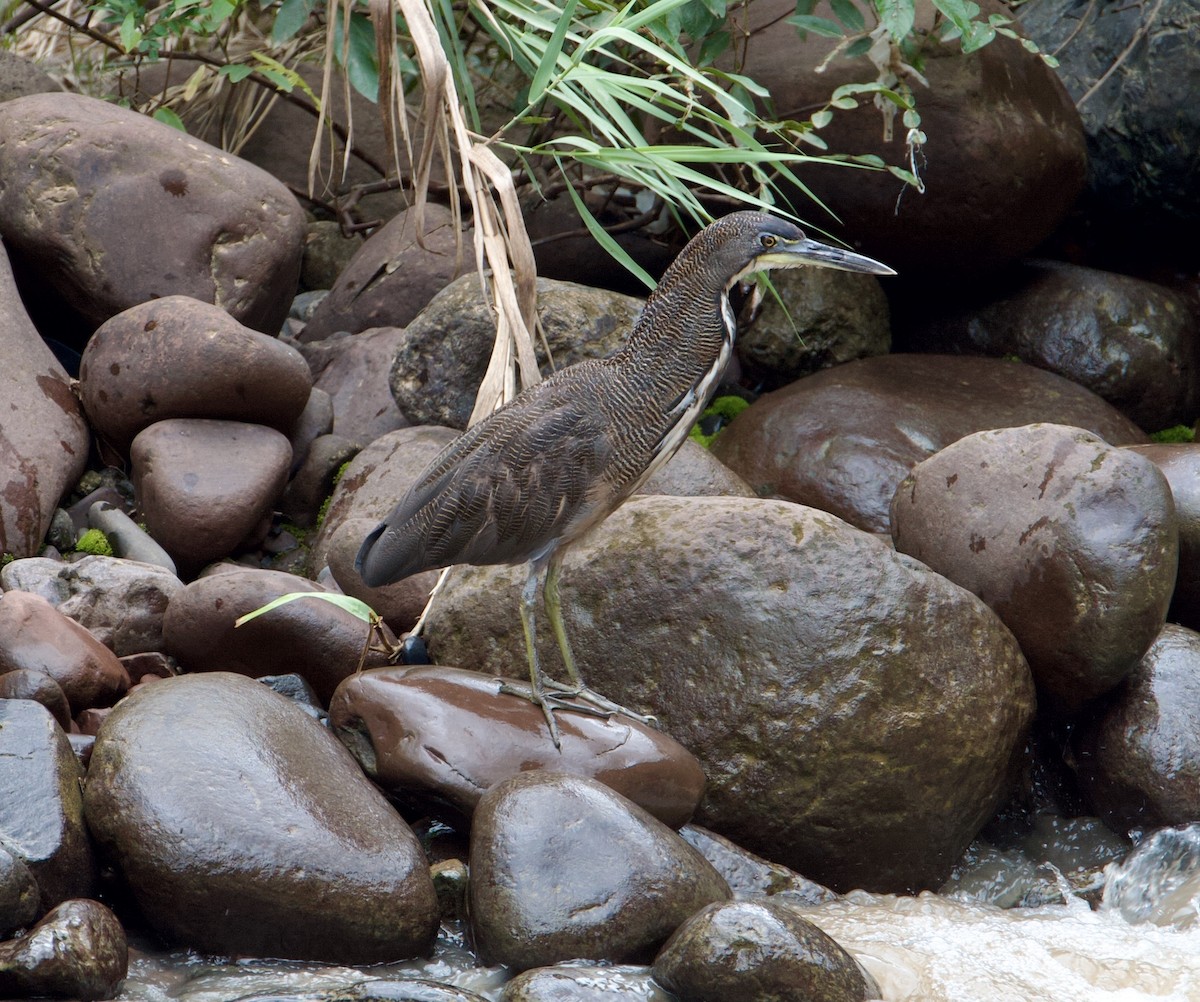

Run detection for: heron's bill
[[761, 237, 895, 276]]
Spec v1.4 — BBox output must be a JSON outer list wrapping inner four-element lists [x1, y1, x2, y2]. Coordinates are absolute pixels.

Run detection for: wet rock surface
[[501, 964, 669, 1000], [0, 92, 304, 335], [0, 898, 128, 1002], [0, 843, 39, 937], [0, 590, 131, 713], [653, 898, 874, 1002], [162, 567, 393, 704], [387, 274, 645, 430], [328, 665, 706, 828], [468, 771, 730, 971], [0, 240, 89, 557], [83, 672, 439, 962], [79, 295, 313, 454], [426, 495, 1035, 893], [711, 354, 1149, 533], [0, 554, 182, 655], [0, 700, 95, 911], [0, 667, 73, 730], [1076, 624, 1200, 832], [131, 418, 292, 573], [905, 261, 1198, 430], [891, 423, 1177, 712]]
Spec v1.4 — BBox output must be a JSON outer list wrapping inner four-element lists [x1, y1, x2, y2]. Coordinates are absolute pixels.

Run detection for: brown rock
[[711, 354, 1149, 533], [0, 241, 89, 558], [679, 825, 835, 905], [0, 93, 304, 334], [907, 261, 1199, 430], [0, 844, 38, 937], [0, 899, 127, 1002], [726, 0, 1085, 277], [300, 204, 465, 341], [79, 296, 313, 454], [1076, 624, 1200, 831], [469, 771, 730, 970], [638, 439, 755, 499], [425, 496, 1035, 893], [131, 418, 292, 573], [328, 665, 706, 828], [0, 668, 72, 730], [653, 899, 873, 1002], [1126, 443, 1200, 630], [0, 700, 95, 911], [83, 672, 439, 963], [0, 591, 130, 713], [298, 326, 409, 444], [891, 424, 1177, 711], [162, 567, 393, 704]]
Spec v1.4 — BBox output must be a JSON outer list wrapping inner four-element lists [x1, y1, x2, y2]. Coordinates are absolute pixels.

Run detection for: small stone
[[0, 899, 127, 1002], [0, 668, 72, 730], [469, 771, 730, 971], [131, 418, 293, 574], [0, 844, 39, 937], [652, 899, 872, 1002]]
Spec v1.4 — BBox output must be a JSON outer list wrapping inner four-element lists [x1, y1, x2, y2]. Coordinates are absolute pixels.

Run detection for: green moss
[[690, 394, 752, 448], [1, 552, 13, 567], [75, 528, 114, 557], [1150, 424, 1195, 444], [316, 459, 355, 529]]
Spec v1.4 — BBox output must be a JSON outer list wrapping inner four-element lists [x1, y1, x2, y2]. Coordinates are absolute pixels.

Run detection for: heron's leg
[[516, 553, 562, 748], [541, 550, 657, 726]]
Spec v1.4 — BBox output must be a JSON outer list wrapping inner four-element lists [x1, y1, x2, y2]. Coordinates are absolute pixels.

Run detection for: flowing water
[[112, 823, 1200, 1002]]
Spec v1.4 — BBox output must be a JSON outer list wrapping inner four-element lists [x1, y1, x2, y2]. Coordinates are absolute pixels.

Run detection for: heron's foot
[[541, 679, 658, 727]]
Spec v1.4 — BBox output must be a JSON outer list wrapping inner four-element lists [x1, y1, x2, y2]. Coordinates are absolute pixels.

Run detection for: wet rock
[[328, 665, 706, 828], [727, 0, 1085, 278], [1020, 0, 1200, 236], [0, 591, 130, 712], [297, 326, 409, 443], [469, 771, 730, 971], [502, 964, 669, 1001], [1076, 624, 1200, 831], [0, 92, 304, 334], [388, 274, 645, 430], [0, 240, 89, 558], [300, 204, 465, 341], [0, 899, 127, 1002], [907, 261, 1198, 430], [1126, 443, 1200, 630], [679, 825, 836, 905], [653, 898, 873, 1002], [711, 354, 1148, 533], [0, 700, 95, 910], [638, 439, 755, 499], [0, 844, 38, 937], [0, 554, 182, 655], [736, 266, 891, 388], [891, 424, 1177, 712], [0, 668, 72, 730], [131, 418, 292, 573], [426, 496, 1035, 893], [83, 672, 439, 962], [162, 567, 393, 703], [79, 296, 313, 454]]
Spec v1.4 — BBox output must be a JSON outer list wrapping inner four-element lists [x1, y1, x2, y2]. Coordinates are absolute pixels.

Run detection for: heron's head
[[701, 211, 896, 288]]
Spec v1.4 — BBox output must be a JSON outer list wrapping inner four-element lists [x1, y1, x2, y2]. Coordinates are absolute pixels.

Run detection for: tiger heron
[[357, 211, 894, 745]]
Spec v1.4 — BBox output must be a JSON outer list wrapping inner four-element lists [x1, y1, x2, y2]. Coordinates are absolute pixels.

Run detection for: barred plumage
[[356, 210, 893, 745]]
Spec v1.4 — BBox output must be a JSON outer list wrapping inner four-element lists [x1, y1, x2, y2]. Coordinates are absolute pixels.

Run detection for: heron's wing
[[356, 370, 616, 585]]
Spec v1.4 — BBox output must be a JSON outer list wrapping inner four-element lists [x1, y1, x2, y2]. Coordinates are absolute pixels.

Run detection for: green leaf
[[333, 10, 380, 102], [529, 0, 579, 103], [119, 10, 142, 52], [786, 13, 846, 37], [272, 0, 313, 43], [829, 0, 866, 33], [152, 107, 187, 131], [218, 64, 254, 83], [874, 0, 915, 40], [559, 169, 656, 290], [811, 109, 833, 128], [234, 591, 377, 628]]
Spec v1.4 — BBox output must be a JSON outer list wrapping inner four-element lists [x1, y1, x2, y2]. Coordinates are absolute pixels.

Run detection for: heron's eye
[[760, 233, 777, 250]]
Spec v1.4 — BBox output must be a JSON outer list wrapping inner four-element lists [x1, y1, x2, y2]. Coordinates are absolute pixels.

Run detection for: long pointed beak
[[761, 236, 896, 276]]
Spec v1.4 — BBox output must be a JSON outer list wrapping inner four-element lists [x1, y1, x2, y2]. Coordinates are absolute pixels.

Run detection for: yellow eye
[[760, 233, 777, 250]]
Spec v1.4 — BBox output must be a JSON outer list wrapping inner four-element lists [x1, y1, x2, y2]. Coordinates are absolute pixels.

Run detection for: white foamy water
[[802, 891, 1200, 1002]]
